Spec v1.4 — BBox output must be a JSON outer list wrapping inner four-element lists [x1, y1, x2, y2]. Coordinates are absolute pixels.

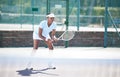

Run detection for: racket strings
[[62, 31, 75, 41]]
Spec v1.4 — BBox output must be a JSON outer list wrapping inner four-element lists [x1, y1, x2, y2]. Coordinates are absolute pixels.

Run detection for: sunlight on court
[[0, 47, 120, 77]]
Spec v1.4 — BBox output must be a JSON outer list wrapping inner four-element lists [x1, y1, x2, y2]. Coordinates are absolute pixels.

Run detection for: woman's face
[[48, 17, 54, 23]]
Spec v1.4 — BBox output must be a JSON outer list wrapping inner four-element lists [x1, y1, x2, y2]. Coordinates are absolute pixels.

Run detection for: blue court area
[[0, 47, 120, 77]]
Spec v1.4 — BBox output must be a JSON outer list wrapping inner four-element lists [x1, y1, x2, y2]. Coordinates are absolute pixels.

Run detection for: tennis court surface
[[0, 47, 120, 77]]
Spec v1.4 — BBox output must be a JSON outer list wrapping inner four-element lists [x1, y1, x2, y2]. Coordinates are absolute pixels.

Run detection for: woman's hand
[[52, 38, 58, 42]]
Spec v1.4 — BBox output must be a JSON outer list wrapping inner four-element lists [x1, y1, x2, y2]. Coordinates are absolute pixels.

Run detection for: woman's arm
[[51, 29, 57, 42], [39, 28, 46, 41]]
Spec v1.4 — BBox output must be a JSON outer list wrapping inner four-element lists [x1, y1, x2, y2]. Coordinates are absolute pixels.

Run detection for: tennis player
[[33, 13, 58, 51], [26, 13, 57, 70]]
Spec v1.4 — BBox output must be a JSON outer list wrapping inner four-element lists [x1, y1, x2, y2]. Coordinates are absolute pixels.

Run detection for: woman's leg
[[26, 39, 40, 69], [45, 39, 54, 50], [45, 39, 56, 69], [33, 39, 40, 50]]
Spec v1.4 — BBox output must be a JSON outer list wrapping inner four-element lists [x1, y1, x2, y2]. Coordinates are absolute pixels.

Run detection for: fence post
[[104, 0, 108, 48], [47, 0, 50, 14], [77, 0, 80, 31], [65, 0, 69, 48]]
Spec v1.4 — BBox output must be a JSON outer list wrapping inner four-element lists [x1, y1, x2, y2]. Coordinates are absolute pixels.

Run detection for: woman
[[26, 13, 57, 70], [33, 13, 57, 51]]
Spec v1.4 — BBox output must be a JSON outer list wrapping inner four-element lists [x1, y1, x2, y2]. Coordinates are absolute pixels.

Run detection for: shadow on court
[[16, 67, 59, 76]]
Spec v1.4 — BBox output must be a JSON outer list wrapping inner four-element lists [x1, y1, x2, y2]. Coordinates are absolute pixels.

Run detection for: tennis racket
[[57, 30, 75, 41]]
